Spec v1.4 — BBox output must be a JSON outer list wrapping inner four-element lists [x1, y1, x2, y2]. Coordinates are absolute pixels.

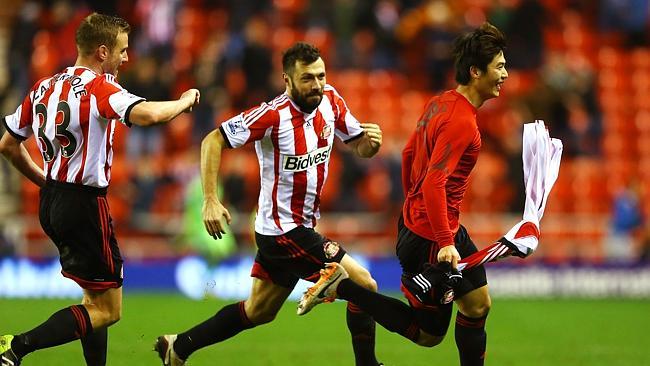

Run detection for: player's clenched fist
[[437, 245, 461, 269], [202, 197, 231, 240], [181, 88, 201, 112], [361, 123, 382, 148]]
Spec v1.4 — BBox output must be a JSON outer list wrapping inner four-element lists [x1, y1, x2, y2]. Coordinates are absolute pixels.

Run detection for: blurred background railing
[[0, 0, 649, 270]]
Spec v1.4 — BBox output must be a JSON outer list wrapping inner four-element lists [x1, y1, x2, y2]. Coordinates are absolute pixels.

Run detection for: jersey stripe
[[311, 111, 328, 227], [18, 90, 34, 130], [55, 70, 76, 181], [39, 75, 60, 180], [244, 103, 269, 127], [271, 118, 282, 231], [74, 92, 91, 183], [103, 120, 113, 183], [244, 95, 287, 127], [330, 91, 350, 135], [289, 106, 308, 225]]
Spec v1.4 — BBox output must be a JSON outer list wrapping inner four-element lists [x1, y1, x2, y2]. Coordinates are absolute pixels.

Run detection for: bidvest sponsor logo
[[283, 145, 332, 172]]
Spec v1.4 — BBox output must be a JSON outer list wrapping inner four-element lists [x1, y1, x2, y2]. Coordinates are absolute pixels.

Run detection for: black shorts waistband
[[45, 179, 107, 196]]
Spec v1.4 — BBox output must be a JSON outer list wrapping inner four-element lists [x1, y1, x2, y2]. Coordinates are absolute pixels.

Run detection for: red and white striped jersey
[[2, 66, 144, 188], [219, 85, 363, 235]]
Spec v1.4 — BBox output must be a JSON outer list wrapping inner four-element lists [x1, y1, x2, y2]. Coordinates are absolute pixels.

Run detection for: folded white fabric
[[504, 120, 563, 257]]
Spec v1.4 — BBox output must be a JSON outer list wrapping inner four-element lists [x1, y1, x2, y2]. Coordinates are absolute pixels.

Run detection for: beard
[[291, 89, 323, 113]]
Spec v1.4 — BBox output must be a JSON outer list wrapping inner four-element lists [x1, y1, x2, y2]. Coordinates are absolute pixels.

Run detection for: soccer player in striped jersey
[[0, 13, 199, 366], [299, 23, 508, 366], [155, 43, 383, 366]]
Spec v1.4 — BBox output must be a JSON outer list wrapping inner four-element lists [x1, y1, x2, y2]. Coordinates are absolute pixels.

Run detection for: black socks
[[455, 312, 487, 366], [11, 305, 93, 359], [337, 279, 420, 342], [173, 301, 254, 360], [346, 303, 380, 366]]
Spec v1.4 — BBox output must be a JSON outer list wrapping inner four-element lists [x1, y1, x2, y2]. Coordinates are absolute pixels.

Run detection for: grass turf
[[1, 295, 649, 365]]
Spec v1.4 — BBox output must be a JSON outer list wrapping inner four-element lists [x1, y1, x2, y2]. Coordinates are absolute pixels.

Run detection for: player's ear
[[470, 65, 481, 79], [97, 45, 109, 61], [283, 73, 292, 88]]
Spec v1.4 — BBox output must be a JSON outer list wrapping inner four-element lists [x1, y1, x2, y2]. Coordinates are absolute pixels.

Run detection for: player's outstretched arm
[[0, 132, 45, 187], [349, 123, 382, 158], [200, 129, 231, 240], [129, 88, 200, 126]]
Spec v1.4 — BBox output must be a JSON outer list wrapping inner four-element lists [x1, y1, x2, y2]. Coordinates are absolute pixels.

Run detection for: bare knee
[[460, 297, 491, 318], [340, 255, 377, 292], [244, 300, 279, 325], [97, 305, 121, 327], [82, 307, 119, 329], [106, 306, 121, 325], [358, 276, 377, 292], [350, 268, 377, 292], [79, 288, 122, 330], [415, 332, 444, 348]]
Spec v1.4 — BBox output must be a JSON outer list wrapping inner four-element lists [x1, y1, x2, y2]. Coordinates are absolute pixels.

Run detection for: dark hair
[[282, 42, 321, 75], [452, 22, 506, 85], [75, 13, 130, 56]]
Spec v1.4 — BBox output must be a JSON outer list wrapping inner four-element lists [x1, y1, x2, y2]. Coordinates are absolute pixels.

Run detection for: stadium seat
[[630, 48, 650, 69], [597, 47, 626, 69]]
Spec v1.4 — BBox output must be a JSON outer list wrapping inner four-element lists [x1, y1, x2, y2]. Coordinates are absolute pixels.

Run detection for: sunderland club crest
[[441, 288, 455, 304], [320, 124, 332, 140], [323, 241, 340, 259]]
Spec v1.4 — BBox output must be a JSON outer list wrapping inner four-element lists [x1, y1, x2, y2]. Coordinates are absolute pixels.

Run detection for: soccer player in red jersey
[[300, 23, 508, 366], [155, 42, 384, 366], [0, 13, 199, 366]]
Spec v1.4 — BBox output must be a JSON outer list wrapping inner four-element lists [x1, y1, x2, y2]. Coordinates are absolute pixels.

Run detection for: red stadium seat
[[571, 158, 610, 213], [598, 72, 630, 93], [272, 27, 305, 54], [597, 47, 627, 68], [630, 48, 650, 69], [304, 27, 333, 61]]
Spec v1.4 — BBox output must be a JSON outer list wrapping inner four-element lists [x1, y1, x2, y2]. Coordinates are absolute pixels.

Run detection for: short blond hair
[[75, 13, 130, 56]]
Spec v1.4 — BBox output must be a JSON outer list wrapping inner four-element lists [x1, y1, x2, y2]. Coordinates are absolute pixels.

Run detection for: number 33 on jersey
[[3, 66, 144, 188]]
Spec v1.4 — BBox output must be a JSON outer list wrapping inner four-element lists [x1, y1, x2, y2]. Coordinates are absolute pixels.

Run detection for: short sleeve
[[3, 91, 35, 140], [219, 103, 278, 148], [92, 75, 145, 126], [326, 86, 364, 143]]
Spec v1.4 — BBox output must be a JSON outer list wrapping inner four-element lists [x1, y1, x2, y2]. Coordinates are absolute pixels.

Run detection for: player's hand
[[437, 245, 461, 269], [361, 123, 382, 149], [202, 197, 231, 240], [181, 89, 201, 112]]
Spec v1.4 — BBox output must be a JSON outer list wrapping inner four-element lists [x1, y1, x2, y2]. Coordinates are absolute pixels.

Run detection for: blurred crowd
[[0, 0, 649, 261]]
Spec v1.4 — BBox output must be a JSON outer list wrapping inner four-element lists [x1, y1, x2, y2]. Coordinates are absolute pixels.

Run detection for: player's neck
[[455, 85, 484, 109], [74, 56, 103, 75]]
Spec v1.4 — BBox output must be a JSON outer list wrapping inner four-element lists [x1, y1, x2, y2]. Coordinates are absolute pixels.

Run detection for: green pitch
[[1, 294, 648, 365]]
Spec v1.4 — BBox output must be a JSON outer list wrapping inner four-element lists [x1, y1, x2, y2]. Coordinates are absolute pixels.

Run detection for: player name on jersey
[[33, 73, 88, 101]]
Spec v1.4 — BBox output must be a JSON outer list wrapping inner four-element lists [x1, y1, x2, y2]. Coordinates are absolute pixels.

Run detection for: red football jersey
[[402, 90, 481, 248]]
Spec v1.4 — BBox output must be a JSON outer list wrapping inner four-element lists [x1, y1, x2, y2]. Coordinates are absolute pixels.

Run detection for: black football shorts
[[253, 226, 347, 289], [39, 179, 123, 290], [396, 215, 487, 335]]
